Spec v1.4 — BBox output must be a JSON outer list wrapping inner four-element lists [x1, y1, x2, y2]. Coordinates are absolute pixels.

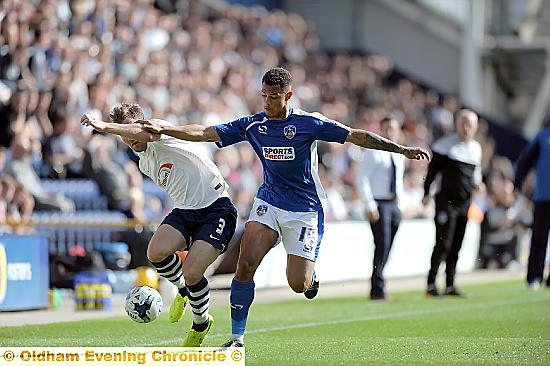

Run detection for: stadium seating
[[31, 210, 128, 254], [41, 179, 109, 211]]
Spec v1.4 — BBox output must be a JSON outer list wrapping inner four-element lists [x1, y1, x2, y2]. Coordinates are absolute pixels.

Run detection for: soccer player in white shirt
[[140, 67, 430, 347], [81, 103, 237, 347]]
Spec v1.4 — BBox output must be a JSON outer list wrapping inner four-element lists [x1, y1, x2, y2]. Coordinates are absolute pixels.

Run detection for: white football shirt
[[136, 119, 228, 209]]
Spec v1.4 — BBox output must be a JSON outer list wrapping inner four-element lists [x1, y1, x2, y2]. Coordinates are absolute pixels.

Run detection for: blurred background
[[0, 0, 547, 310]]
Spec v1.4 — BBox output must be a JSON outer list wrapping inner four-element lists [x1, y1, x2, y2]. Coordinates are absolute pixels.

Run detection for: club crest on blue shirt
[[284, 125, 296, 139], [256, 205, 268, 216]]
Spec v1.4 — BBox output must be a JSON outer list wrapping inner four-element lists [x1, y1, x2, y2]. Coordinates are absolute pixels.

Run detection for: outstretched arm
[[140, 120, 221, 142], [346, 129, 430, 160], [80, 114, 160, 142]]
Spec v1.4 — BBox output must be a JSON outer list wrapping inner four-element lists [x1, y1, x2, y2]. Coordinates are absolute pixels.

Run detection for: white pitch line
[[146, 295, 550, 346]]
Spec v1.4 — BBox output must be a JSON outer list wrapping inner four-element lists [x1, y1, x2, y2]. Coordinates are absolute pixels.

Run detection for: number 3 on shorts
[[216, 218, 226, 235]]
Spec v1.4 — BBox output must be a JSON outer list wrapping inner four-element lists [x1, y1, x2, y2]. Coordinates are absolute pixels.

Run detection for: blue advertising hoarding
[[0, 236, 49, 311]]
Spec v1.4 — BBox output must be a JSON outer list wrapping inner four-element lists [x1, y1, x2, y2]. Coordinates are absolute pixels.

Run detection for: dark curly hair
[[109, 103, 144, 123], [262, 67, 292, 89]]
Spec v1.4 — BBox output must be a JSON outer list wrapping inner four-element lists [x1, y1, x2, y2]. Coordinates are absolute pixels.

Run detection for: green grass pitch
[[1, 281, 549, 365]]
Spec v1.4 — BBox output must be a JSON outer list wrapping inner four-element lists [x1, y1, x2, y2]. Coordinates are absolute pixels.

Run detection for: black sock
[[179, 287, 189, 298], [192, 321, 209, 332], [187, 276, 210, 326]]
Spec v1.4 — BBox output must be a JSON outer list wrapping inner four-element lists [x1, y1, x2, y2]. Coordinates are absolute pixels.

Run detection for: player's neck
[[267, 107, 290, 120]]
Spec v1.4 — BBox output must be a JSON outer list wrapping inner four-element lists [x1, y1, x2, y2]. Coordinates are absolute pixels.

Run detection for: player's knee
[[235, 258, 258, 281], [181, 261, 202, 285], [287, 277, 308, 293], [146, 242, 171, 263]]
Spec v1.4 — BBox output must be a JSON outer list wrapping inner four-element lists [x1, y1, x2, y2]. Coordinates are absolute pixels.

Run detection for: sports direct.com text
[[262, 147, 295, 160]]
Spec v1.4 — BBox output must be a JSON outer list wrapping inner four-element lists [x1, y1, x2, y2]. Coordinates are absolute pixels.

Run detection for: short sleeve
[[213, 117, 250, 147], [309, 112, 350, 144]]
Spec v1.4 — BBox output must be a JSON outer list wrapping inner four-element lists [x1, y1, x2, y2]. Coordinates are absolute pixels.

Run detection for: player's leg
[[183, 197, 238, 347], [287, 255, 315, 293], [181, 240, 221, 347], [222, 199, 280, 347], [220, 220, 278, 347], [279, 209, 322, 298], [305, 209, 324, 299], [147, 223, 189, 322]]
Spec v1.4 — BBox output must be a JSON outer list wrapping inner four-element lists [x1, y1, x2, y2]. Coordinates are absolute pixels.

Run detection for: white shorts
[[248, 198, 323, 261]]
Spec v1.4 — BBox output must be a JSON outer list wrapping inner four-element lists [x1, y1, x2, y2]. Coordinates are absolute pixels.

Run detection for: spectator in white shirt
[[356, 116, 405, 300]]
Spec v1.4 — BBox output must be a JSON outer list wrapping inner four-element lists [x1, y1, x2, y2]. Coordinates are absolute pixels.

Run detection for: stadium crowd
[[0, 0, 532, 268]]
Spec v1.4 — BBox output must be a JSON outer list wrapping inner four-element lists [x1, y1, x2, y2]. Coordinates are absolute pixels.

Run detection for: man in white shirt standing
[[81, 103, 237, 347], [356, 116, 405, 300]]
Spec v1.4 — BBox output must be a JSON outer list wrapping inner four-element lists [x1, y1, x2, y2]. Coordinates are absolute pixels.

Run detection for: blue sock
[[230, 279, 255, 338]]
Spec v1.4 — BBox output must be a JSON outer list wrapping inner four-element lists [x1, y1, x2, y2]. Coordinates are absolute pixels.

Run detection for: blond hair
[[109, 103, 144, 123]]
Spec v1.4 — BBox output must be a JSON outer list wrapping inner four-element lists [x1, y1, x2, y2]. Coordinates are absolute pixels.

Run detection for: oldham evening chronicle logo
[[0, 243, 6, 303], [157, 163, 173, 188]]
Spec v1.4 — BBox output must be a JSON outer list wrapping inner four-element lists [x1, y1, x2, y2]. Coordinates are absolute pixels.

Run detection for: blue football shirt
[[214, 108, 350, 212]]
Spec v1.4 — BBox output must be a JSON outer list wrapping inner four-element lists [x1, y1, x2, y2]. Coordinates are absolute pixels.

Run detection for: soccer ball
[[125, 286, 163, 323]]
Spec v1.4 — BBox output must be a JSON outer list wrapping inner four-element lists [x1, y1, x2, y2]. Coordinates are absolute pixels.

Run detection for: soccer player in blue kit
[[142, 67, 430, 347]]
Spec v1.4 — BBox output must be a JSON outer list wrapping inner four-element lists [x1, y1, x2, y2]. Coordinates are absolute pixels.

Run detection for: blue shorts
[[161, 197, 237, 253]]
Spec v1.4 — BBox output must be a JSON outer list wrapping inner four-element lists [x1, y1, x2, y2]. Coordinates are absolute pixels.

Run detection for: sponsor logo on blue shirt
[[262, 147, 295, 161]]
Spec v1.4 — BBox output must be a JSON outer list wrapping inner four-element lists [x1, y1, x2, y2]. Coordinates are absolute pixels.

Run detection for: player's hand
[[366, 209, 380, 223], [402, 147, 430, 161], [80, 113, 106, 131], [139, 119, 164, 134]]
